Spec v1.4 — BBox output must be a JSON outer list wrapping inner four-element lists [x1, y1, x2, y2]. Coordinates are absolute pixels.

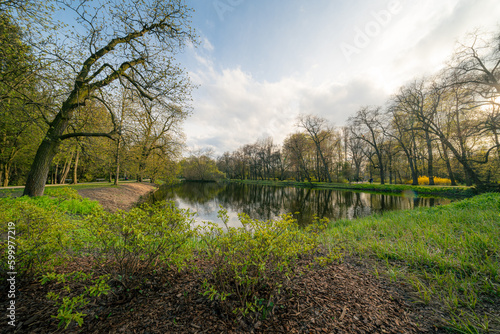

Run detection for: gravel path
[[77, 182, 156, 212]]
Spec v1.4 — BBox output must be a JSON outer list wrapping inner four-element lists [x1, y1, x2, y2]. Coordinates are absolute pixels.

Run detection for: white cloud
[[181, 0, 500, 156], [202, 37, 214, 52], [185, 66, 388, 155]]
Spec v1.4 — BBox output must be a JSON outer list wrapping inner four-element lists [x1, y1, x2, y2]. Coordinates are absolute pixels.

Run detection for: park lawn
[[323, 193, 500, 333], [0, 181, 138, 198]]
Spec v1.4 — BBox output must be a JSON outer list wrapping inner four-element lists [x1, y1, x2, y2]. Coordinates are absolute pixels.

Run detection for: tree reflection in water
[[147, 182, 451, 227]]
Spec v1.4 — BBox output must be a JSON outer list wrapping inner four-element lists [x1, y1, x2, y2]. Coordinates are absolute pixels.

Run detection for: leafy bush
[[84, 201, 197, 280], [0, 200, 74, 276], [0, 187, 101, 216], [41, 271, 110, 329], [44, 187, 101, 215], [415, 176, 452, 186], [45, 187, 81, 200], [201, 207, 330, 319]]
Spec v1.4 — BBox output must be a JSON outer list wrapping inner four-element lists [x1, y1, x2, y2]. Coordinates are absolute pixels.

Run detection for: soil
[[0, 253, 450, 334], [77, 182, 156, 212]]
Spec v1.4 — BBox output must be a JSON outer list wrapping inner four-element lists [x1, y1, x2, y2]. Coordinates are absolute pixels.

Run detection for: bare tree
[[298, 114, 333, 182], [283, 132, 313, 182], [130, 97, 186, 182], [348, 107, 387, 184], [345, 126, 366, 182]]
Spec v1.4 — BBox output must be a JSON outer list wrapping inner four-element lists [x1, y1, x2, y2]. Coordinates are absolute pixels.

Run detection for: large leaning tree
[[23, 0, 195, 196]]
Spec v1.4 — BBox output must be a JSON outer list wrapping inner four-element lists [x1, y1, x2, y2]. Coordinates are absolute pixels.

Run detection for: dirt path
[[77, 182, 156, 212]]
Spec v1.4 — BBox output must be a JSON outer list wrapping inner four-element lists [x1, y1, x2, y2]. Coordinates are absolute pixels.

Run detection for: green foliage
[[0, 189, 102, 276], [324, 193, 500, 332], [0, 187, 101, 215], [41, 271, 110, 329], [0, 199, 74, 275], [84, 201, 197, 279], [200, 207, 329, 319], [181, 154, 225, 182], [44, 187, 81, 200]]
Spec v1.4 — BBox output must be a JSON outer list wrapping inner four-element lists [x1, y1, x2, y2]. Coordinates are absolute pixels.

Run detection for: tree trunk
[[402, 146, 419, 185], [2, 163, 10, 187], [23, 137, 62, 196], [388, 153, 393, 184], [23, 101, 76, 196], [317, 145, 332, 183], [60, 151, 74, 185], [438, 133, 483, 186], [440, 142, 456, 186], [114, 136, 121, 185], [55, 162, 60, 183], [72, 148, 79, 184], [377, 151, 385, 184], [424, 128, 435, 185], [463, 166, 472, 186]]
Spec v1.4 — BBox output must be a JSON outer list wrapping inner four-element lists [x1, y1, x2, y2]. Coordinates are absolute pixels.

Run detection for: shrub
[[45, 187, 81, 200], [84, 201, 197, 280], [44, 188, 101, 215], [201, 207, 329, 320], [434, 177, 452, 186], [41, 271, 111, 329], [0, 200, 74, 276], [416, 176, 452, 186]]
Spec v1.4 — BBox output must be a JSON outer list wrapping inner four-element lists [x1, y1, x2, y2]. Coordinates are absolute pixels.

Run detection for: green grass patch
[[323, 193, 500, 332], [0, 182, 121, 198], [0, 187, 101, 215]]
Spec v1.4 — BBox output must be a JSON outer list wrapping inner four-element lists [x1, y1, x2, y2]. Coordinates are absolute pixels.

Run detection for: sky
[[178, 1, 500, 155]]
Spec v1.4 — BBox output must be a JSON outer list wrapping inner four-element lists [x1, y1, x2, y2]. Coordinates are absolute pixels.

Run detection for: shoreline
[[230, 179, 476, 198]]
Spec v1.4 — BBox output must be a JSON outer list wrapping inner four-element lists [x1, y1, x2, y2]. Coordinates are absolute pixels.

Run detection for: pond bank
[[231, 179, 475, 198]]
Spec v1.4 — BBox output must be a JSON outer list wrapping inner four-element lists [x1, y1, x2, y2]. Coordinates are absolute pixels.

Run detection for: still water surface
[[148, 182, 451, 227]]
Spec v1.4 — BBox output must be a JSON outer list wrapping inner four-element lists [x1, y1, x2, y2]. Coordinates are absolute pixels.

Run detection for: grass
[[231, 179, 474, 198], [323, 193, 500, 332], [0, 181, 141, 198], [0, 188, 101, 215]]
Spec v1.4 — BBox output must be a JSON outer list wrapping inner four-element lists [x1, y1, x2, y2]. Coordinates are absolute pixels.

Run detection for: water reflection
[[148, 182, 451, 227]]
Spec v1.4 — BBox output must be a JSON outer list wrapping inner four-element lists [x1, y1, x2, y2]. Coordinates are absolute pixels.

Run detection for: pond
[[147, 182, 451, 227]]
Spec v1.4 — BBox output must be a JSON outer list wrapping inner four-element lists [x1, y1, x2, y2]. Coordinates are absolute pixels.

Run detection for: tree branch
[[59, 131, 116, 141]]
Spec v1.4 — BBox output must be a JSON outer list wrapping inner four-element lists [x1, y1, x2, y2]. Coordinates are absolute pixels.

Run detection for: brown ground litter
[[77, 183, 156, 212]]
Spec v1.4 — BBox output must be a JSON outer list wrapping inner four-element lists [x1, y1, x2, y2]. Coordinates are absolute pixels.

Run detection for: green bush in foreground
[[84, 201, 198, 280], [0, 193, 200, 329], [0, 200, 75, 276], [0, 189, 102, 276], [201, 207, 336, 320], [41, 271, 111, 329]]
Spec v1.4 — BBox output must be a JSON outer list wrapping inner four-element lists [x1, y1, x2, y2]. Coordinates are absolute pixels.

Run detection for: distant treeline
[[216, 30, 500, 187]]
